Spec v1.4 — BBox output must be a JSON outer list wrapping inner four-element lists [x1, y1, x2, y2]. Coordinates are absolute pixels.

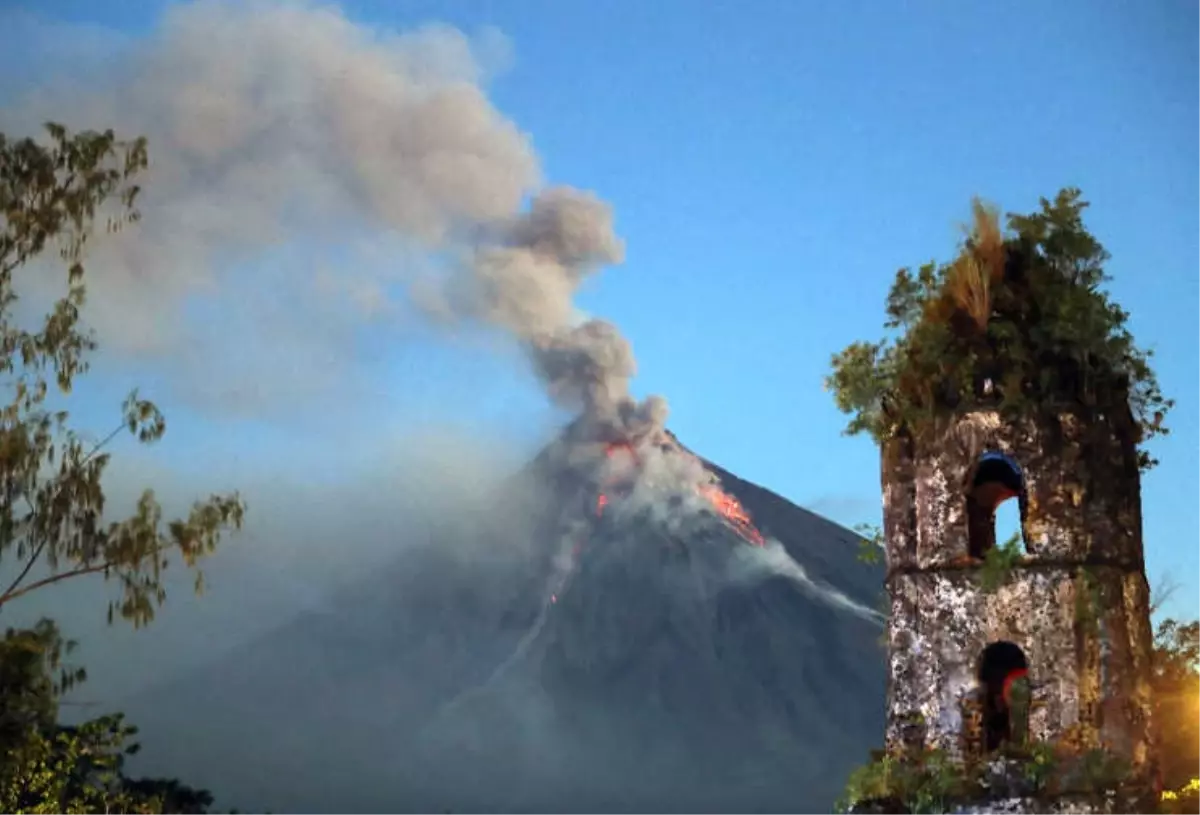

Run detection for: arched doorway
[[978, 640, 1029, 751], [967, 451, 1026, 559]]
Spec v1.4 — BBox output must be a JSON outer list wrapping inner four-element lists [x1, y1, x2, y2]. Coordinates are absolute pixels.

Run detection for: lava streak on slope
[[592, 440, 765, 547], [547, 438, 768, 609], [594, 441, 639, 517], [697, 483, 766, 547]]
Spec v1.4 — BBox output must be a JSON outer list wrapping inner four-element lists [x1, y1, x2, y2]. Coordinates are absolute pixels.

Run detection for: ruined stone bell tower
[[880, 394, 1158, 779]]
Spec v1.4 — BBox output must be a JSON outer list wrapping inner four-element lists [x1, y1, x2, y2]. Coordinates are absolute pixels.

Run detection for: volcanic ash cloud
[[3, 0, 682, 499], [0, 2, 643, 420], [452, 187, 670, 439]]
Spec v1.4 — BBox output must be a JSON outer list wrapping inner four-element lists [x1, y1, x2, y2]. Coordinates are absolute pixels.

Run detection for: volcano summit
[[121, 428, 887, 813]]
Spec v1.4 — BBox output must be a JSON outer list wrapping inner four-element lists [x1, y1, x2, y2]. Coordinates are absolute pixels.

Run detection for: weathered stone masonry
[[880, 404, 1157, 778]]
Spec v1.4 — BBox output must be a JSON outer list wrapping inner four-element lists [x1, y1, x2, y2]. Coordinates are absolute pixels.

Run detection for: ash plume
[[0, 2, 520, 409], [0, 0, 668, 450], [447, 186, 669, 440]]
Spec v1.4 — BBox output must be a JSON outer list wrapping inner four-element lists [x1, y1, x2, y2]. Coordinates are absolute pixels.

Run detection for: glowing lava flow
[[546, 438, 766, 611], [697, 483, 766, 547], [592, 441, 766, 546], [594, 441, 637, 516]]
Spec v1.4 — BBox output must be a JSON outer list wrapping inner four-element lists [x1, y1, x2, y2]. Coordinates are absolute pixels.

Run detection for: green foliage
[[840, 748, 969, 811], [1021, 740, 1059, 791], [978, 531, 1024, 592], [0, 629, 195, 812], [838, 740, 1152, 814], [853, 522, 884, 565], [0, 122, 246, 626], [1152, 618, 1199, 793], [0, 123, 243, 812], [0, 620, 214, 813], [4, 710, 146, 814], [121, 777, 214, 814], [837, 747, 971, 813], [0, 621, 85, 747], [825, 189, 1172, 470]]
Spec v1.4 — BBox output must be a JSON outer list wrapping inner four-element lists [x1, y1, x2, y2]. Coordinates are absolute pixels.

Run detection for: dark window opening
[[966, 451, 1026, 559], [978, 641, 1029, 751]]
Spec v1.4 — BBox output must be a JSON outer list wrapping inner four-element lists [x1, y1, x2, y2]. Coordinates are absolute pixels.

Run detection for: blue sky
[[3, 0, 1197, 621]]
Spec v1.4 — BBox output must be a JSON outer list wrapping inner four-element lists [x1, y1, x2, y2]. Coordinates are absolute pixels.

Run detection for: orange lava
[[597, 441, 765, 546], [556, 441, 766, 603], [595, 442, 639, 519], [697, 484, 766, 546], [605, 441, 637, 460]]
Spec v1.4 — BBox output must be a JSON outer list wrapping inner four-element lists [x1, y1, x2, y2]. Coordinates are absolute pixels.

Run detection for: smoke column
[[0, 0, 669, 448], [447, 187, 670, 441]]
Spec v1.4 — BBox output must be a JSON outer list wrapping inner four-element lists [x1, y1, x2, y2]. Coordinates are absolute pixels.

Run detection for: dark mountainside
[[119, 431, 887, 813]]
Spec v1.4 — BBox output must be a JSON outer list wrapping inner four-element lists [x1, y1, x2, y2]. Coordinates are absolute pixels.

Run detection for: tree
[[0, 122, 245, 624], [1151, 617, 1199, 797], [824, 190, 1172, 471], [0, 622, 215, 813], [0, 123, 246, 810]]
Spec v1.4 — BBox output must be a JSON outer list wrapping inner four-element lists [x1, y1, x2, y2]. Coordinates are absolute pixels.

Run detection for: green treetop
[[825, 189, 1172, 470]]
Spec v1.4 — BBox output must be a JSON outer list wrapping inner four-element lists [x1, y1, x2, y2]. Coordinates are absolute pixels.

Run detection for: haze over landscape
[[0, 1, 1195, 812]]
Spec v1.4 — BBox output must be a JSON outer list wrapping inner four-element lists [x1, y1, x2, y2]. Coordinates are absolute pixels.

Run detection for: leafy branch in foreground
[[853, 522, 884, 565], [825, 190, 1172, 470], [0, 620, 215, 813], [0, 123, 246, 627]]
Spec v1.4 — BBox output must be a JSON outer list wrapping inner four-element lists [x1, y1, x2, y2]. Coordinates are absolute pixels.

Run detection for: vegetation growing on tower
[[825, 189, 1172, 470]]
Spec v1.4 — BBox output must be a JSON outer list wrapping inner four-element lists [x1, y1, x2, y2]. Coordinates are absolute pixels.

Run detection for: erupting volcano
[[115, 180, 888, 812], [114, 160, 887, 798], [592, 438, 766, 548], [550, 432, 767, 611], [104, 54, 884, 810], [124, 427, 888, 814], [21, 6, 889, 811]]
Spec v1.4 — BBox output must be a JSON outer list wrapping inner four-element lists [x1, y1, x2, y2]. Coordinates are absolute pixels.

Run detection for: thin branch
[[0, 420, 130, 606], [0, 537, 49, 608], [1151, 572, 1181, 618], [0, 561, 110, 606], [0, 541, 180, 609]]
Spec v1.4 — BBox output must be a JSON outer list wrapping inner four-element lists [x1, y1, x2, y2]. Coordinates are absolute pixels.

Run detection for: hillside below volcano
[[119, 431, 887, 813]]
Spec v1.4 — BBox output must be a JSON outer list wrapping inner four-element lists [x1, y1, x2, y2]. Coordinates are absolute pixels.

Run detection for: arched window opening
[[978, 641, 1029, 752], [966, 451, 1026, 559], [994, 499, 1022, 554]]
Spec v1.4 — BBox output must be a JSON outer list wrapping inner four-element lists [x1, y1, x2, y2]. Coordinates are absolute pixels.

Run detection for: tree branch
[[0, 561, 111, 607], [1151, 572, 1180, 618], [0, 420, 128, 608]]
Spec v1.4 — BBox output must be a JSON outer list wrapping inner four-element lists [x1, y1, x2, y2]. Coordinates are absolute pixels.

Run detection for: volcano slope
[[120, 431, 886, 813]]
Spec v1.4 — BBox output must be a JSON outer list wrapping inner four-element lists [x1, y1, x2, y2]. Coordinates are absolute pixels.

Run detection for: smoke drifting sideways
[[4, 1, 678, 442], [0, 1, 730, 536], [1, 1, 544, 410], [0, 0, 553, 671], [0, 0, 768, 685]]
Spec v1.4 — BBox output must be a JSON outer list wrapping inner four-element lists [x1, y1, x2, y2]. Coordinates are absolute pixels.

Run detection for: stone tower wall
[[880, 407, 1156, 778], [884, 566, 1155, 768], [882, 410, 1144, 570]]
